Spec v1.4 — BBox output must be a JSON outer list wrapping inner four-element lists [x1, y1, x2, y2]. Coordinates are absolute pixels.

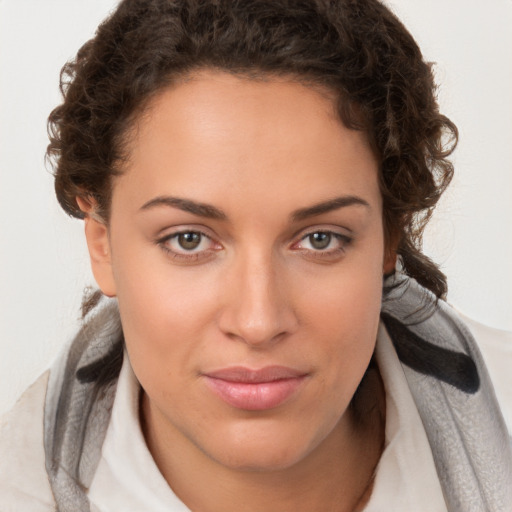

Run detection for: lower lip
[[203, 376, 306, 411]]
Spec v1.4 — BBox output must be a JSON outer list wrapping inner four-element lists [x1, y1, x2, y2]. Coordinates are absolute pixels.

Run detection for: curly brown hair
[[47, 0, 457, 298]]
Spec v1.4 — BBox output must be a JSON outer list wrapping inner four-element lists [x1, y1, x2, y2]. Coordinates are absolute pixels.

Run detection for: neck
[[141, 367, 385, 512]]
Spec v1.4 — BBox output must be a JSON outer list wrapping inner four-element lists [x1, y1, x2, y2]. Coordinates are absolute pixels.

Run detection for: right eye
[[172, 232, 204, 251], [157, 229, 222, 262]]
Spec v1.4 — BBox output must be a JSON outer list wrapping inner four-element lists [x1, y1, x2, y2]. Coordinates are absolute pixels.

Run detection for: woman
[[1, 1, 511, 511]]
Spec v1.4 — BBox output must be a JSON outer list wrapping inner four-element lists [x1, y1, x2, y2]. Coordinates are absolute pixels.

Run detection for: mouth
[[202, 366, 309, 411]]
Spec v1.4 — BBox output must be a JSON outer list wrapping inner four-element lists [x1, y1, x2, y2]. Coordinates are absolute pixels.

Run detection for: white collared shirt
[[88, 323, 448, 511]]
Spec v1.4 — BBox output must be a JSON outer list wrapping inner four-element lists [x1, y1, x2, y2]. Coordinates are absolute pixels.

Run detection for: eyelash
[[157, 229, 220, 263], [156, 228, 353, 263], [291, 230, 353, 261]]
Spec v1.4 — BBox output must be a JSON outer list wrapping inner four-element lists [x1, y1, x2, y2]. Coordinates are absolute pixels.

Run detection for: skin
[[81, 70, 394, 512]]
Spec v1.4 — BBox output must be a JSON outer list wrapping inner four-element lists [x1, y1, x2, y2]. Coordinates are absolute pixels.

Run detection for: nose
[[218, 251, 298, 347]]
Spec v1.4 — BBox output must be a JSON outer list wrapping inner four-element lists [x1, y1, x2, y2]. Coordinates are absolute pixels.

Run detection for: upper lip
[[203, 366, 308, 383]]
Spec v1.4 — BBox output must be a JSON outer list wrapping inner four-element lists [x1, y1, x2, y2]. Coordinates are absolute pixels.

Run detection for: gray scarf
[[44, 272, 512, 511]]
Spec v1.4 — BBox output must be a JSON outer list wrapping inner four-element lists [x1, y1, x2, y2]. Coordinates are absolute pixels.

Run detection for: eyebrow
[[139, 194, 370, 222], [140, 196, 227, 220], [291, 195, 370, 221]]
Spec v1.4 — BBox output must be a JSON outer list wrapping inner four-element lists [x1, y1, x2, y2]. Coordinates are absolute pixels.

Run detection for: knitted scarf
[[43, 272, 512, 511]]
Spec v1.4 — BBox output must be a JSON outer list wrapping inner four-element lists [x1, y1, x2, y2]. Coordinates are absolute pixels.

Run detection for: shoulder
[[0, 371, 56, 511], [458, 312, 512, 432]]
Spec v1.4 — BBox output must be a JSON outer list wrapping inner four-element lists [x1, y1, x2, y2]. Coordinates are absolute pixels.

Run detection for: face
[[85, 70, 392, 472]]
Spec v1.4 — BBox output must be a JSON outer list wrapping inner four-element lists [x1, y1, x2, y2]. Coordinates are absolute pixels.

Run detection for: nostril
[[218, 297, 298, 346], [217, 258, 299, 345]]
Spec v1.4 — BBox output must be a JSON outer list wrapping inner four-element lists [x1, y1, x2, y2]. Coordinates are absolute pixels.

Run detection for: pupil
[[178, 232, 201, 250], [310, 232, 331, 249]]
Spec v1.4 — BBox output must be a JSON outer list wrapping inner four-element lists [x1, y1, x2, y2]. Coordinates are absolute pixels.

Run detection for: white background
[[1, 0, 511, 415]]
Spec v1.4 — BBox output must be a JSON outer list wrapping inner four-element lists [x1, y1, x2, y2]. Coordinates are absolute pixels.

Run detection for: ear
[[383, 248, 397, 275], [76, 196, 117, 297], [383, 230, 399, 275]]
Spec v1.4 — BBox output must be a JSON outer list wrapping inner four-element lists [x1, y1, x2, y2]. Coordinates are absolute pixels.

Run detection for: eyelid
[[155, 227, 222, 262], [154, 222, 218, 239], [289, 226, 354, 259], [294, 231, 351, 248], [291, 225, 353, 243]]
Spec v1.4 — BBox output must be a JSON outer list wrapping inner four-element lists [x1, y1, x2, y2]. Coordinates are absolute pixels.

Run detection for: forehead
[[115, 70, 380, 216]]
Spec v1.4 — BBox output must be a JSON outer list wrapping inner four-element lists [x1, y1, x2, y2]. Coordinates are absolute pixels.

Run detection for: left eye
[[295, 231, 349, 252], [305, 232, 333, 250]]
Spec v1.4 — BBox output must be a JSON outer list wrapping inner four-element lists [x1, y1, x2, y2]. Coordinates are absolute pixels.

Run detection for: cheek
[[298, 254, 384, 389], [111, 222, 219, 328], [312, 289, 381, 374], [109, 238, 224, 392], [301, 245, 384, 336]]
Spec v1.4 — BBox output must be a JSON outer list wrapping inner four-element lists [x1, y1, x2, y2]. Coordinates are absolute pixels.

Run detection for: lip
[[202, 366, 308, 411]]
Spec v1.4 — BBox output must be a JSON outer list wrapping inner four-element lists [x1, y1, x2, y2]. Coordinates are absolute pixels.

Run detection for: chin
[[200, 417, 334, 472], [212, 443, 307, 473]]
